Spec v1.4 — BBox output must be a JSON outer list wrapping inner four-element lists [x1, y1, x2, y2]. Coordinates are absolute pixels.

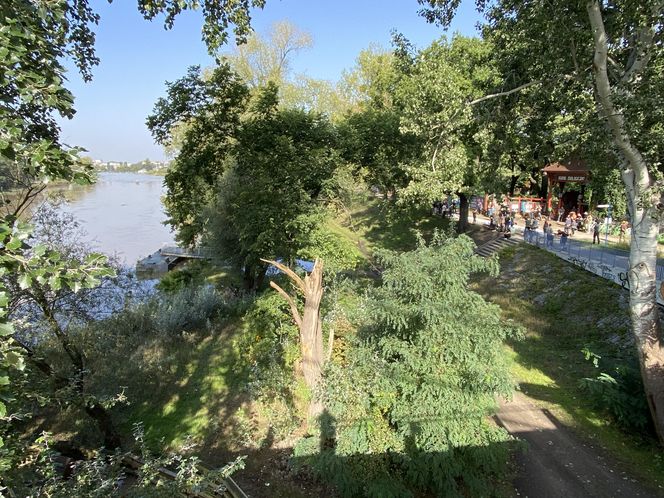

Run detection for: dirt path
[[496, 374, 663, 497]]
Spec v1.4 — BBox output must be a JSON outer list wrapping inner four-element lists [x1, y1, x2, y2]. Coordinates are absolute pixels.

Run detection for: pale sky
[[59, 0, 481, 163]]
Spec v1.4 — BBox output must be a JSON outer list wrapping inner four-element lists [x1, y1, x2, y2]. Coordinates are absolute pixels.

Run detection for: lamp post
[[597, 204, 612, 245]]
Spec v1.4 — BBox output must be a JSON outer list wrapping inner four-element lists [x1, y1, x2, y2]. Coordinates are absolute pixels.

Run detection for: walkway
[[496, 393, 660, 498], [467, 214, 664, 304], [467, 215, 664, 497]]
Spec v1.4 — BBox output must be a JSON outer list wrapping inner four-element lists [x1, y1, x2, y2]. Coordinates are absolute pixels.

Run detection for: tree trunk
[[34, 287, 123, 448], [457, 193, 469, 233], [242, 265, 255, 290], [254, 265, 267, 290], [262, 258, 325, 419], [84, 402, 122, 449], [299, 264, 324, 418], [588, 0, 664, 443]]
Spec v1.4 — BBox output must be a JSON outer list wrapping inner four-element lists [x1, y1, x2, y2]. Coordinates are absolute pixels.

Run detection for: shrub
[[155, 285, 224, 336], [294, 211, 364, 273], [295, 233, 521, 497], [579, 348, 651, 432], [233, 291, 301, 419], [23, 426, 245, 497]]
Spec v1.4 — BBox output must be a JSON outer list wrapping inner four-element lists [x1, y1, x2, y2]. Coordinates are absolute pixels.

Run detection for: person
[[619, 220, 628, 243], [546, 224, 554, 248], [564, 216, 572, 236], [560, 231, 568, 249], [592, 219, 601, 244], [472, 209, 477, 224], [543, 217, 549, 234]]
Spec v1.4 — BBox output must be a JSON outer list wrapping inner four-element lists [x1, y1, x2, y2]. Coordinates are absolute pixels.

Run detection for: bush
[[157, 266, 199, 293], [233, 291, 302, 430], [155, 285, 224, 336], [579, 348, 651, 432], [295, 233, 521, 497], [22, 426, 245, 497]]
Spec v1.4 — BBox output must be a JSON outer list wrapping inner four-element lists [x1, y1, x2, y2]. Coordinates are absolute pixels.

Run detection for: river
[[60, 172, 174, 265]]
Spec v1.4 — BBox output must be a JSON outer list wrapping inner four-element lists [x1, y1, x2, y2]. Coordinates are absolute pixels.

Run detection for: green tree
[[296, 234, 519, 496], [147, 64, 250, 246], [223, 20, 353, 119], [338, 108, 421, 198], [204, 84, 340, 288], [223, 20, 312, 89], [1, 0, 265, 481], [418, 0, 664, 443], [396, 35, 500, 231]]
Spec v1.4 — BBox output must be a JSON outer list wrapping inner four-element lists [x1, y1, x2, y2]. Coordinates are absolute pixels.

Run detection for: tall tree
[[223, 20, 312, 89], [396, 35, 501, 231], [204, 84, 340, 288], [418, 0, 664, 443], [147, 64, 250, 246], [1, 0, 265, 474]]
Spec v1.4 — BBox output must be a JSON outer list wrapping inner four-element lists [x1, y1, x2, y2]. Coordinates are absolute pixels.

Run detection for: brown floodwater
[[58, 172, 175, 264]]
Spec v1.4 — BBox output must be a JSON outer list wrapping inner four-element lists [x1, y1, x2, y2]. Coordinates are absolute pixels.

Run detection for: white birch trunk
[[588, 0, 664, 443]]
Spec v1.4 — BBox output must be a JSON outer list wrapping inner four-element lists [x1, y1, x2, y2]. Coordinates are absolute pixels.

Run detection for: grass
[[473, 244, 664, 489], [125, 326, 245, 450], [333, 196, 451, 256]]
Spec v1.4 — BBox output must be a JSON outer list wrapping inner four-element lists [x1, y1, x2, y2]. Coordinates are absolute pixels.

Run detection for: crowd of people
[[484, 205, 629, 247]]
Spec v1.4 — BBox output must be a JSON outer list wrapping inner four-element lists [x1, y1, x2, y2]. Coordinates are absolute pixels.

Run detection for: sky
[[59, 0, 482, 163]]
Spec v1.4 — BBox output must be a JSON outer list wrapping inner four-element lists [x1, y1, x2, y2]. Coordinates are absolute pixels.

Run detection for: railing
[[520, 228, 664, 285], [160, 246, 213, 259]]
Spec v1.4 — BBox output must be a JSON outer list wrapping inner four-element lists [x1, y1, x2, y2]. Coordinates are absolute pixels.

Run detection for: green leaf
[[5, 237, 21, 251], [48, 275, 62, 291], [0, 377, 9, 386], [0, 402, 5, 419], [5, 352, 24, 371], [33, 244, 47, 257], [0, 323, 14, 336], [17, 273, 31, 290]]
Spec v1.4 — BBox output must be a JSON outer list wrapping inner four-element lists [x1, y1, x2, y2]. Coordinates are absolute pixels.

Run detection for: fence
[[520, 228, 664, 303]]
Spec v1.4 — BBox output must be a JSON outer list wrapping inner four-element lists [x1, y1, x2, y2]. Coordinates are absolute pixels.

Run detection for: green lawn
[[332, 196, 452, 256], [474, 244, 664, 489], [124, 325, 247, 451]]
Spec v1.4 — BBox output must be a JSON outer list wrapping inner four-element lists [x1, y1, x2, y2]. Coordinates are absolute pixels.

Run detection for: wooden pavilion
[[542, 158, 590, 217]]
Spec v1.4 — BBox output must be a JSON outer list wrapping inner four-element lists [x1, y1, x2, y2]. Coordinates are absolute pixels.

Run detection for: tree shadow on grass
[[350, 201, 450, 253], [115, 322, 262, 455], [218, 408, 521, 498]]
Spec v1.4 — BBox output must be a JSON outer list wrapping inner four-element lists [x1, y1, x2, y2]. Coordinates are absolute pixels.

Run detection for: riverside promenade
[[469, 213, 664, 305]]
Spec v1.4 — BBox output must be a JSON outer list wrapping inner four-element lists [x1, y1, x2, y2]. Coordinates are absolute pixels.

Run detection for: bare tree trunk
[[457, 192, 469, 233], [588, 0, 664, 443], [262, 258, 325, 419]]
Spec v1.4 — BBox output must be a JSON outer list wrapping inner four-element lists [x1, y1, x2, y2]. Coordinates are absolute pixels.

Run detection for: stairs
[[475, 235, 520, 257]]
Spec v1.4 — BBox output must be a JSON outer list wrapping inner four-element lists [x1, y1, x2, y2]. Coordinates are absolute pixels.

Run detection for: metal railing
[[520, 229, 664, 280], [160, 246, 212, 259]]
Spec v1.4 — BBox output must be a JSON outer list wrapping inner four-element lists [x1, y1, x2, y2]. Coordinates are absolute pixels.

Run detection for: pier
[[136, 246, 212, 276]]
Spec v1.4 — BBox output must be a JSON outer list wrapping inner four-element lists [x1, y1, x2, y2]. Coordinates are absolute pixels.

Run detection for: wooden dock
[[136, 246, 212, 276]]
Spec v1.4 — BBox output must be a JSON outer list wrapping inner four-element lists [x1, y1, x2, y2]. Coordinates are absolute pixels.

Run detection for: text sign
[[558, 175, 586, 181]]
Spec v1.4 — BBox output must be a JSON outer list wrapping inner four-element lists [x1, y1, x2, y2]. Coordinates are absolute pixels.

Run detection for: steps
[[475, 235, 520, 257]]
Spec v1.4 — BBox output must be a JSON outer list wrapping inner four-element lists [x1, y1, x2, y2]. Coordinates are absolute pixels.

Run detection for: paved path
[[496, 393, 662, 497]]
